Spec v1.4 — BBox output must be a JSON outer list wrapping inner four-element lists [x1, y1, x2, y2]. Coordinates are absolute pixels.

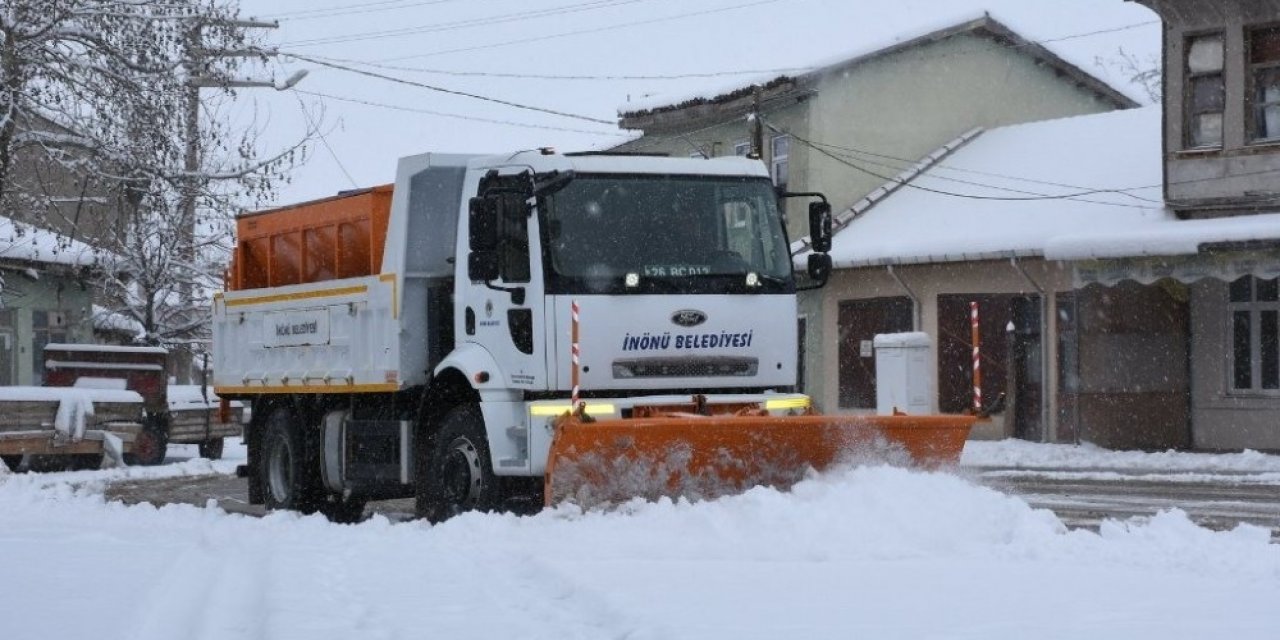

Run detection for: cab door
[[462, 170, 547, 390]]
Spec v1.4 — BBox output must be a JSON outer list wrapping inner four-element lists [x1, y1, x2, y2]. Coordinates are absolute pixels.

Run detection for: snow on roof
[[484, 151, 773, 178], [1045, 212, 1280, 260], [619, 11, 1142, 116], [0, 215, 106, 269], [90, 306, 148, 340], [167, 385, 243, 411], [45, 342, 167, 355], [820, 106, 1170, 269]]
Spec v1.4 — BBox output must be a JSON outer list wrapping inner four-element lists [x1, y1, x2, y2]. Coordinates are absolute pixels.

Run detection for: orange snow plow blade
[[544, 410, 975, 508]]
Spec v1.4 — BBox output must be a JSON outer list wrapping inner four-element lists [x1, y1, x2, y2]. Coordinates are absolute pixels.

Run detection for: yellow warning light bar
[[529, 403, 617, 417], [765, 396, 811, 411]]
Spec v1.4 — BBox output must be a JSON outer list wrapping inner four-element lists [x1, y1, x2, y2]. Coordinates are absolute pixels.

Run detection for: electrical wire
[[809, 139, 1163, 205], [297, 54, 814, 82], [279, 0, 655, 48], [260, 0, 464, 20], [364, 0, 788, 63], [763, 119, 1161, 209], [287, 54, 615, 125], [277, 59, 360, 188], [293, 89, 632, 136]]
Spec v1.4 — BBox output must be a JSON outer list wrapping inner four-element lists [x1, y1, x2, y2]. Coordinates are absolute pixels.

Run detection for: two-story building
[[1037, 0, 1280, 450]]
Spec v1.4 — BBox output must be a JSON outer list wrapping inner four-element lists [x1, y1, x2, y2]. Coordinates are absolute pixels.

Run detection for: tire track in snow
[[125, 530, 277, 640]]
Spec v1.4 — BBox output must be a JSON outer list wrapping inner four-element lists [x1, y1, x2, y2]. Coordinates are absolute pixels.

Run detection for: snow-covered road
[[2, 441, 1278, 639]]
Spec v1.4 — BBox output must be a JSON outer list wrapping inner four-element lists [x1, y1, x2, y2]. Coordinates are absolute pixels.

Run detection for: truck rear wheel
[[416, 405, 500, 523], [1, 455, 22, 472], [260, 408, 321, 514]]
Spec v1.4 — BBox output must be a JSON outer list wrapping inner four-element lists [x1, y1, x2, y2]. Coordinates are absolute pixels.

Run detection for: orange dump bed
[[229, 185, 393, 291]]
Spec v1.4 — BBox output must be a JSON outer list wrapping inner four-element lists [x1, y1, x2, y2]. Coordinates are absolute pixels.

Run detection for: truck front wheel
[[416, 405, 499, 523], [260, 408, 320, 514]]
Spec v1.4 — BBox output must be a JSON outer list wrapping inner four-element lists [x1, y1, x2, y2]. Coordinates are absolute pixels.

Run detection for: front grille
[[612, 356, 758, 379]]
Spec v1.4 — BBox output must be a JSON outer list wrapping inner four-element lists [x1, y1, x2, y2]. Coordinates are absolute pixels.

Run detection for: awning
[[1073, 250, 1280, 287], [1044, 212, 1280, 287]]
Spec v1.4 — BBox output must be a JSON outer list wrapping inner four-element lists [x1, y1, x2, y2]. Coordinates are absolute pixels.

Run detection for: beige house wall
[[1189, 278, 1280, 450], [803, 34, 1122, 224], [815, 259, 1074, 440]]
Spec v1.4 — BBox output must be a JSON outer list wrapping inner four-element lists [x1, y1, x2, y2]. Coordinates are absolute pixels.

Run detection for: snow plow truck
[[212, 150, 974, 522]]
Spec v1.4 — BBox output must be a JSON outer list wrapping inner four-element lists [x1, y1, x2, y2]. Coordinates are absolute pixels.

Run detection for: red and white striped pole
[[571, 300, 581, 410], [970, 301, 982, 413]]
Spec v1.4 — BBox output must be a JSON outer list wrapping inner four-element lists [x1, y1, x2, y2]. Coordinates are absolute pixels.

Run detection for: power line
[[368, 0, 789, 63], [296, 11, 1151, 90], [288, 54, 615, 125], [280, 0, 654, 48], [806, 128, 1280, 201], [764, 119, 1160, 209], [260, 0, 463, 20], [808, 138, 1162, 204], [294, 89, 633, 137], [277, 59, 360, 188], [299, 54, 813, 81]]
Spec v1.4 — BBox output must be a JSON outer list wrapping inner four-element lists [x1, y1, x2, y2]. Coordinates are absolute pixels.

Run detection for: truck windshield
[[540, 174, 794, 294]]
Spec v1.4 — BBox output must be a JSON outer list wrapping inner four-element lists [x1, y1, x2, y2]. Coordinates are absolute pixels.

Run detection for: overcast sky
[[232, 0, 1161, 206]]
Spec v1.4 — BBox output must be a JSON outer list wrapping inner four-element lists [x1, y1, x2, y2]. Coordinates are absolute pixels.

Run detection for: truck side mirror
[[807, 253, 832, 284], [808, 201, 832, 253]]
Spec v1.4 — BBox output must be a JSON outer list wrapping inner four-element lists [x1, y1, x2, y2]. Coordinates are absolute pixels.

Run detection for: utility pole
[[176, 15, 302, 382], [750, 85, 764, 160]]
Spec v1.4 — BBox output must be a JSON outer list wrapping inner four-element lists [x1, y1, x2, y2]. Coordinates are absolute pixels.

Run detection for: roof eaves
[[620, 14, 1139, 126], [834, 249, 1046, 270]]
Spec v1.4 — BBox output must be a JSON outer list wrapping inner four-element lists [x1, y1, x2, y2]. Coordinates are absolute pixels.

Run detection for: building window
[[1229, 275, 1280, 392], [32, 310, 69, 385], [770, 134, 790, 191], [734, 140, 751, 157], [1186, 33, 1225, 149], [1249, 26, 1280, 142]]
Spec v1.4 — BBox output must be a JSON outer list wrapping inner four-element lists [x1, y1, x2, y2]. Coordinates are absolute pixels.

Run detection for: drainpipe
[[886, 264, 922, 331], [1010, 257, 1051, 443]]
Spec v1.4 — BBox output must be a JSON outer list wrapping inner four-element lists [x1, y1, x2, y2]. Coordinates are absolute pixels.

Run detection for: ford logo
[[671, 309, 707, 327]]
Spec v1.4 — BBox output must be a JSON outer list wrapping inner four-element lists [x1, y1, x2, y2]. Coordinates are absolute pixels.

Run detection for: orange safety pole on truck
[[971, 301, 981, 413], [571, 300, 581, 409]]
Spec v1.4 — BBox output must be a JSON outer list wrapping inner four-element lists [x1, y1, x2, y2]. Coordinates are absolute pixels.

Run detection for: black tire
[[26, 455, 71, 473], [198, 438, 225, 460], [415, 404, 500, 523], [124, 424, 168, 466], [319, 499, 367, 524], [67, 454, 104, 471], [1, 455, 22, 472], [259, 408, 322, 514]]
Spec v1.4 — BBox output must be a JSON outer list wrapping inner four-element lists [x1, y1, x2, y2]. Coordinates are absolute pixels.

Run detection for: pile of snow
[[1, 439, 1278, 638], [964, 439, 1280, 474]]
